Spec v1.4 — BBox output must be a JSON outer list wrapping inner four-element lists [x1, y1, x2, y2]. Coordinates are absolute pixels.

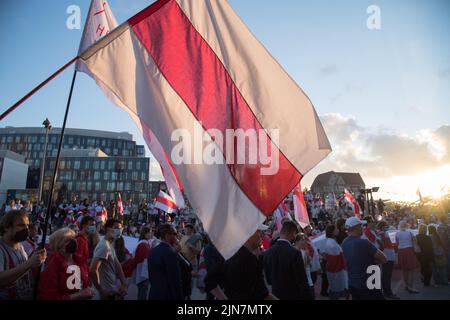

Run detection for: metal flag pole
[[33, 69, 78, 300]]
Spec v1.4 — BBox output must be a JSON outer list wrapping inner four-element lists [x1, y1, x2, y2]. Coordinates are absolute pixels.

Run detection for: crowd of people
[[0, 192, 449, 300]]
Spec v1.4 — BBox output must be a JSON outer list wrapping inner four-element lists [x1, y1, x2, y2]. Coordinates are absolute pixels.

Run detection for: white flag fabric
[[344, 188, 361, 218], [293, 183, 310, 229], [117, 192, 124, 214], [76, 0, 186, 209], [78, 0, 331, 259], [154, 190, 178, 214]]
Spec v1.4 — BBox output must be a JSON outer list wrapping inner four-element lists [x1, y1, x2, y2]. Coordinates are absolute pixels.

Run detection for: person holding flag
[[343, 189, 361, 219]]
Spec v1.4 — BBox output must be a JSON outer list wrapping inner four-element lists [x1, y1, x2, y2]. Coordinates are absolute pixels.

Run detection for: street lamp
[[38, 118, 52, 203]]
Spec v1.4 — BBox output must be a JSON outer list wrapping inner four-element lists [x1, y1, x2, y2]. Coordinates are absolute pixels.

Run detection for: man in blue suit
[[147, 223, 183, 300]]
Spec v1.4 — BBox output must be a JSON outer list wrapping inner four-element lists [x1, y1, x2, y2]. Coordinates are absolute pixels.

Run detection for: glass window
[[31, 136, 38, 143], [128, 161, 133, 170], [87, 182, 92, 191], [117, 182, 123, 191], [15, 136, 21, 143], [125, 182, 131, 190], [84, 161, 90, 169], [51, 136, 57, 144], [103, 171, 110, 180], [93, 161, 99, 170], [132, 171, 138, 181], [60, 160, 65, 170], [95, 182, 101, 190], [141, 172, 146, 180], [100, 161, 105, 170], [94, 171, 100, 180], [74, 161, 80, 170], [108, 160, 115, 170], [68, 137, 73, 144], [136, 161, 141, 170], [67, 182, 73, 191], [66, 161, 71, 170], [111, 172, 117, 180]]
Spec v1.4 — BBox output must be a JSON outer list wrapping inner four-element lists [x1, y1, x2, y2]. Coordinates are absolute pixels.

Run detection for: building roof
[[0, 149, 26, 163], [311, 171, 365, 189], [0, 126, 133, 141]]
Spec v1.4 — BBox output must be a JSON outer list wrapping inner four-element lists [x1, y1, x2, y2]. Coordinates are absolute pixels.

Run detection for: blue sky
[[1, 0, 449, 200]]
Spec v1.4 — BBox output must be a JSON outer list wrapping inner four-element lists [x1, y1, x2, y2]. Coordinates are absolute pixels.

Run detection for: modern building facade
[[310, 171, 365, 196], [0, 150, 28, 205], [0, 127, 150, 204]]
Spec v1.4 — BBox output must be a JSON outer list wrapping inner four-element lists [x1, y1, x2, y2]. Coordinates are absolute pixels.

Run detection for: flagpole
[[33, 69, 78, 300]]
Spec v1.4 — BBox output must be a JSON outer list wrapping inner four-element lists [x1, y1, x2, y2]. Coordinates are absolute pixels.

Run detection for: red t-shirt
[[38, 252, 90, 300], [75, 234, 90, 266]]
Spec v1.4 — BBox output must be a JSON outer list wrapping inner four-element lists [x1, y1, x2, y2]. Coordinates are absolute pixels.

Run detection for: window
[[84, 161, 90, 169], [51, 136, 57, 144], [100, 161, 105, 170], [95, 182, 101, 190], [103, 171, 110, 180], [7, 136, 13, 143], [136, 161, 141, 170], [93, 161, 99, 170], [60, 161, 65, 170], [94, 171, 100, 180], [31, 136, 38, 143], [15, 136, 21, 143], [128, 161, 133, 170], [87, 182, 92, 191], [66, 161, 71, 170], [74, 161, 80, 170], [125, 182, 131, 190], [111, 172, 118, 180], [116, 182, 123, 191], [132, 171, 138, 181], [108, 161, 115, 170], [135, 182, 143, 191], [68, 137, 74, 144], [67, 182, 73, 191], [141, 172, 147, 180]]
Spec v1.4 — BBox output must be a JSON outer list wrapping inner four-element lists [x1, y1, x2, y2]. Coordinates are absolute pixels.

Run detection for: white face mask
[[113, 229, 122, 240]]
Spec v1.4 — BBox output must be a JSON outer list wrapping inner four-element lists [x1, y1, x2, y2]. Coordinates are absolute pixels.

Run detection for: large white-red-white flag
[[76, 0, 185, 210], [154, 190, 178, 214], [344, 188, 361, 218], [77, 0, 331, 259], [292, 183, 310, 229]]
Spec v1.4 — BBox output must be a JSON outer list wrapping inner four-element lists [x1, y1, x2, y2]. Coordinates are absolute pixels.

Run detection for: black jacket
[[262, 240, 312, 300]]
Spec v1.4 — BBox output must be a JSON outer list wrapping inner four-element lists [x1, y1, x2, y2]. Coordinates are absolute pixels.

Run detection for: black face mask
[[65, 239, 78, 254], [13, 228, 29, 242]]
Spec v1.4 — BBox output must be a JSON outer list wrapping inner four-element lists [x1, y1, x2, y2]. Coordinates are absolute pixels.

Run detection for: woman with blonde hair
[[38, 228, 94, 300], [395, 220, 420, 293]]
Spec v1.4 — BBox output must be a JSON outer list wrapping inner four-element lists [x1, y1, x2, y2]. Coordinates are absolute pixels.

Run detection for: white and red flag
[[117, 193, 124, 215], [76, 0, 186, 210], [344, 188, 361, 218], [154, 190, 178, 214], [77, 0, 331, 259], [293, 183, 310, 229]]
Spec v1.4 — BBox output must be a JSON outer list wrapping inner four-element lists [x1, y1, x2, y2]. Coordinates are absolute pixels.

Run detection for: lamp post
[[38, 118, 52, 203]]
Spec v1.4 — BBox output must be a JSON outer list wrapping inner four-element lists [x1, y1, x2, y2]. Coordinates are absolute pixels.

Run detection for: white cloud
[[303, 113, 450, 194]]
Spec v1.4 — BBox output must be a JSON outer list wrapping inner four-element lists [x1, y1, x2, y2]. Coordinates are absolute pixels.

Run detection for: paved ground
[[125, 267, 450, 300]]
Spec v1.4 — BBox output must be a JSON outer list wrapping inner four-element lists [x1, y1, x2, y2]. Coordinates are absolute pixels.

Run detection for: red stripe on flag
[[155, 196, 177, 209], [130, 0, 301, 215]]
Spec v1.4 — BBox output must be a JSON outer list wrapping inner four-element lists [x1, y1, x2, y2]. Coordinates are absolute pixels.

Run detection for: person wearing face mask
[[0, 210, 47, 300], [76, 216, 97, 267], [37, 228, 94, 300], [262, 220, 311, 300], [89, 219, 128, 300], [22, 223, 39, 257]]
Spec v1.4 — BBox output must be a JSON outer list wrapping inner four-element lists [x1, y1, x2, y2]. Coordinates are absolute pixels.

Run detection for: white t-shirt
[[395, 230, 414, 249]]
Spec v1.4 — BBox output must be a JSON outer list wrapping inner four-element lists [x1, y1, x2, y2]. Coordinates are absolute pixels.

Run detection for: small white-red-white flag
[[154, 190, 178, 214], [293, 183, 310, 229], [117, 193, 124, 214], [344, 188, 361, 218]]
